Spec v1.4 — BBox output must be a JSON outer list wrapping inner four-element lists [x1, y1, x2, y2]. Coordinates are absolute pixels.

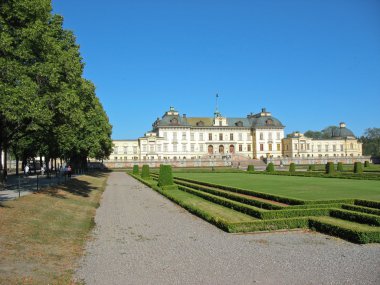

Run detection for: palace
[[109, 106, 362, 162]]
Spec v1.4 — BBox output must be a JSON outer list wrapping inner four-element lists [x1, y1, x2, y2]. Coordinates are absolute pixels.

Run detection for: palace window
[[294, 144, 298, 150], [133, 146, 137, 154], [219, 121, 222, 126], [238, 133, 243, 141], [333, 145, 336, 151], [199, 133, 204, 141], [190, 133, 194, 141], [340, 144, 344, 151], [142, 145, 147, 152], [219, 133, 223, 141], [277, 144, 281, 151], [277, 132, 280, 140], [239, 144, 243, 152], [182, 132, 186, 140], [325, 144, 329, 152], [150, 145, 154, 152], [209, 133, 212, 141], [268, 132, 272, 140], [260, 144, 264, 151], [230, 133, 234, 141], [199, 144, 204, 152], [123, 146, 128, 154], [191, 144, 195, 152], [307, 144, 310, 150], [173, 145, 177, 152], [318, 145, 321, 152], [260, 133, 264, 140], [182, 144, 187, 152], [248, 144, 251, 152], [268, 144, 272, 151], [157, 145, 162, 152], [164, 144, 168, 152], [163, 132, 168, 140], [173, 132, 177, 140]]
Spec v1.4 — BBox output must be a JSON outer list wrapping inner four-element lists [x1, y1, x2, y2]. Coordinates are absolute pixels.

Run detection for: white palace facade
[[108, 106, 363, 163]]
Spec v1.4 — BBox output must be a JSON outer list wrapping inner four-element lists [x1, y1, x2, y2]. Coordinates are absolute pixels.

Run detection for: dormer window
[[196, 121, 205, 127], [266, 119, 273, 125], [170, 118, 178, 125], [235, 121, 243, 127]]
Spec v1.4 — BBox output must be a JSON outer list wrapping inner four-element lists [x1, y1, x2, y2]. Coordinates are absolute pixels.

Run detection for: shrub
[[132, 165, 139, 174], [364, 161, 370, 168], [337, 162, 343, 172], [141, 164, 150, 179], [325, 162, 335, 174], [266, 162, 275, 173], [289, 163, 296, 173], [158, 165, 174, 187], [247, 165, 254, 172], [354, 162, 363, 174], [308, 165, 315, 171]]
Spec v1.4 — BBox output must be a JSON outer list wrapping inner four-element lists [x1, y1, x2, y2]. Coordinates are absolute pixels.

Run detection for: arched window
[[208, 145, 213, 154]]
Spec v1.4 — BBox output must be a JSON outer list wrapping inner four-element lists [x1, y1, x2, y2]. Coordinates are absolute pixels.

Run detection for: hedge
[[355, 199, 380, 209], [337, 162, 343, 172], [342, 204, 380, 216], [266, 162, 275, 173], [330, 209, 380, 226], [364, 161, 370, 167], [158, 165, 174, 187], [309, 217, 380, 244], [308, 165, 315, 171], [174, 179, 284, 210], [289, 163, 296, 173], [325, 162, 335, 174], [141, 164, 150, 179], [132, 165, 139, 174], [173, 176, 304, 205], [229, 217, 309, 233], [354, 162, 363, 174], [247, 165, 255, 172]]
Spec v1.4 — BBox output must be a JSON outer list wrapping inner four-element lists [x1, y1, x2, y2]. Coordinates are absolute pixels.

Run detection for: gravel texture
[[75, 172, 380, 285]]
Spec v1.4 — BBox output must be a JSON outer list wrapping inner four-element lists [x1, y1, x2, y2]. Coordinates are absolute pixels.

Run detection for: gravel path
[[75, 172, 380, 285]]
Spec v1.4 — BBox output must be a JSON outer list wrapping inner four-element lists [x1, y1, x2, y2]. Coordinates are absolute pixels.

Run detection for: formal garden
[[130, 162, 380, 244]]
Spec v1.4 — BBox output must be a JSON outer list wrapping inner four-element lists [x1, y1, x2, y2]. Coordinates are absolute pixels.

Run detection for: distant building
[[108, 106, 285, 161], [282, 122, 362, 158]]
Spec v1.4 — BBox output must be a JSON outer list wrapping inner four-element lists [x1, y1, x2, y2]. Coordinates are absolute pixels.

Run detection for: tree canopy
[[360, 128, 380, 157], [0, 0, 112, 179]]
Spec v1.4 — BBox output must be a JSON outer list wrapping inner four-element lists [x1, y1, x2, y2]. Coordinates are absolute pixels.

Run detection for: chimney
[[262, 108, 267, 113], [339, 122, 346, 128]]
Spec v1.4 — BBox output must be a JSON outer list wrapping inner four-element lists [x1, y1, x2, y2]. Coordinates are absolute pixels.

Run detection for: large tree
[[360, 128, 380, 157]]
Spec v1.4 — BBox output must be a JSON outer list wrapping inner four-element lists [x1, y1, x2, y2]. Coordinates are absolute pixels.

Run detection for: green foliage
[[132, 165, 139, 174], [342, 204, 380, 216], [354, 162, 363, 174], [158, 165, 174, 187], [355, 199, 380, 209], [308, 165, 315, 171], [337, 162, 344, 172], [141, 164, 150, 179], [309, 217, 380, 244], [364, 161, 370, 167], [229, 218, 309, 233], [330, 209, 380, 226], [266, 162, 275, 173], [325, 162, 335, 174], [361, 128, 380, 157], [247, 165, 254, 172], [289, 163, 296, 173]]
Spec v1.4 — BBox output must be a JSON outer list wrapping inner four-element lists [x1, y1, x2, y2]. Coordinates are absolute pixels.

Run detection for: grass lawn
[[0, 172, 108, 285], [175, 173, 380, 201]]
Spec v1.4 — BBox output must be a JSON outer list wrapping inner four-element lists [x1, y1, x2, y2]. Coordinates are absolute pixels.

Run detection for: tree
[[361, 128, 380, 157]]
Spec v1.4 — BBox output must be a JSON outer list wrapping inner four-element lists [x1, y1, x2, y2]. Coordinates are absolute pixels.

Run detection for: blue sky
[[52, 0, 380, 139]]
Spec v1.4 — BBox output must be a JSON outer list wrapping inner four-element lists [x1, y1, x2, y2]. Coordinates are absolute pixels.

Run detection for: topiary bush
[[141, 164, 150, 179], [266, 163, 275, 173], [354, 162, 363, 174], [308, 165, 315, 172], [325, 162, 335, 174], [337, 162, 344, 172], [289, 163, 296, 173], [158, 164, 174, 188], [247, 165, 254, 172], [364, 161, 370, 168], [132, 165, 139, 174]]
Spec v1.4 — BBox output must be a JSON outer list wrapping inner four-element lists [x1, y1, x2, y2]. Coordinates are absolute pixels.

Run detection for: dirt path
[[75, 172, 380, 285]]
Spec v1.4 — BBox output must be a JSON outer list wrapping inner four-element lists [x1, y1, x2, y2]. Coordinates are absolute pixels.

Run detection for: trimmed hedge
[[141, 164, 150, 179], [330, 209, 380, 226], [309, 217, 380, 244], [337, 162, 343, 172], [174, 179, 284, 210], [354, 162, 363, 174], [229, 217, 309, 233], [364, 161, 370, 167], [247, 165, 255, 172], [158, 165, 174, 187], [308, 165, 315, 171], [325, 162, 335, 174], [355, 199, 380, 209], [132, 165, 139, 174], [266, 163, 275, 173], [289, 163, 296, 173], [342, 204, 380, 216]]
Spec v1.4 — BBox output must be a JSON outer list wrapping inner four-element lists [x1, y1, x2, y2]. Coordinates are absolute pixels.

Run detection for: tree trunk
[[3, 146, 8, 182], [16, 156, 19, 175]]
